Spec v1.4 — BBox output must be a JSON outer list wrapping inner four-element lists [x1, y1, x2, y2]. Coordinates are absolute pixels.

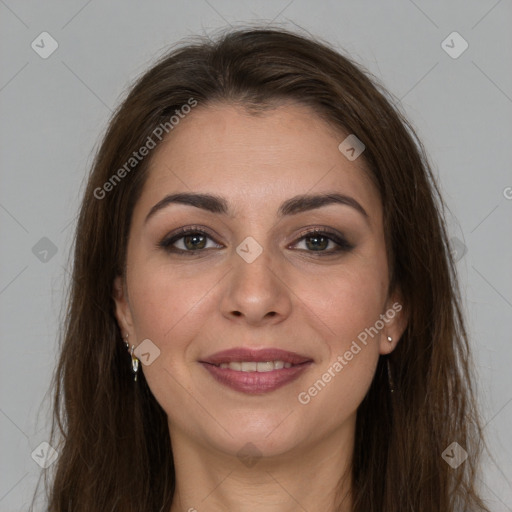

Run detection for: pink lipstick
[[199, 347, 313, 394]]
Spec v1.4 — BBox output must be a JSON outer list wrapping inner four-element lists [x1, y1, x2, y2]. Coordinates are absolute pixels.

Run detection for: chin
[[204, 419, 310, 459]]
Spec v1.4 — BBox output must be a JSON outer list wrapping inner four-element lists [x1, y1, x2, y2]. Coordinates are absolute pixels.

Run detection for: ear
[[113, 274, 135, 340], [378, 288, 408, 355]]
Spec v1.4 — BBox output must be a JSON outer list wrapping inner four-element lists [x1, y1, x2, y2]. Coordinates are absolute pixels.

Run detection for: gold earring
[[130, 345, 139, 382], [123, 334, 139, 382]]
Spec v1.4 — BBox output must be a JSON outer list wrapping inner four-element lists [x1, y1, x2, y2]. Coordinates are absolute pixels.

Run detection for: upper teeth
[[218, 361, 292, 372]]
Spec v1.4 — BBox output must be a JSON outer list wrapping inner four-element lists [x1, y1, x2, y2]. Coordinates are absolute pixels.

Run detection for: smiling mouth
[[199, 347, 313, 393], [200, 347, 313, 366], [208, 360, 307, 371], [200, 359, 313, 394]]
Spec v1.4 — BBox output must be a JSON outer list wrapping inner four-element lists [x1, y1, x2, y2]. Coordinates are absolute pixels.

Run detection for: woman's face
[[114, 103, 405, 458]]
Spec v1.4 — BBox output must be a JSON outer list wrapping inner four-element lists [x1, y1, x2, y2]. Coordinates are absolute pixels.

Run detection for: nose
[[220, 246, 293, 326]]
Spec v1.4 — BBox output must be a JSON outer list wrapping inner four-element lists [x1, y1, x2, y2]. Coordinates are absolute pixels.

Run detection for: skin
[[113, 103, 407, 512]]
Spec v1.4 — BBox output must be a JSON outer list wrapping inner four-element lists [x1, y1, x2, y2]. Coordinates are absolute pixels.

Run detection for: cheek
[[294, 266, 386, 420], [296, 258, 387, 396], [302, 260, 388, 345], [129, 270, 195, 334], [126, 263, 212, 402], [126, 258, 223, 354]]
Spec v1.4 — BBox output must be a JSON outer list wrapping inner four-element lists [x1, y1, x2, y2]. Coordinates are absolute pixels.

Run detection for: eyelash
[[157, 225, 354, 256]]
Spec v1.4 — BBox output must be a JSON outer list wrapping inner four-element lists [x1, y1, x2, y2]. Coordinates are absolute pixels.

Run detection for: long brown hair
[[36, 26, 490, 511]]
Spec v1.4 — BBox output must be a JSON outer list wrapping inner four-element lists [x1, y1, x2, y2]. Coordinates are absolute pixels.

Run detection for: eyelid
[[158, 225, 353, 254], [158, 224, 221, 247], [292, 226, 354, 251]]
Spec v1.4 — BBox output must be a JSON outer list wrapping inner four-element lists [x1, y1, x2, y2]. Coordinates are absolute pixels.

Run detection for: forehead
[[135, 103, 381, 222]]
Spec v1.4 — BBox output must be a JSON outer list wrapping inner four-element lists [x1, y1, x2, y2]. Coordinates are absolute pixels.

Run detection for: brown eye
[[158, 227, 222, 254], [181, 233, 208, 250], [158, 226, 353, 256], [292, 228, 354, 254]]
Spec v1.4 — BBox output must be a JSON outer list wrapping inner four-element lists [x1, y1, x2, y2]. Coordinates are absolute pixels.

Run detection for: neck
[[168, 417, 355, 512]]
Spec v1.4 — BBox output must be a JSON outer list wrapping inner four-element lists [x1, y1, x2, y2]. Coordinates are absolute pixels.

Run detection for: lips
[[200, 347, 313, 366], [198, 347, 313, 394]]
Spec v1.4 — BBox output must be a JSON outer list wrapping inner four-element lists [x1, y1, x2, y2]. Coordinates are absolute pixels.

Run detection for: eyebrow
[[144, 192, 369, 224]]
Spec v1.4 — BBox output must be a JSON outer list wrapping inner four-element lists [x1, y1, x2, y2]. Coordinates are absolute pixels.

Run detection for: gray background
[[1, 0, 511, 510]]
